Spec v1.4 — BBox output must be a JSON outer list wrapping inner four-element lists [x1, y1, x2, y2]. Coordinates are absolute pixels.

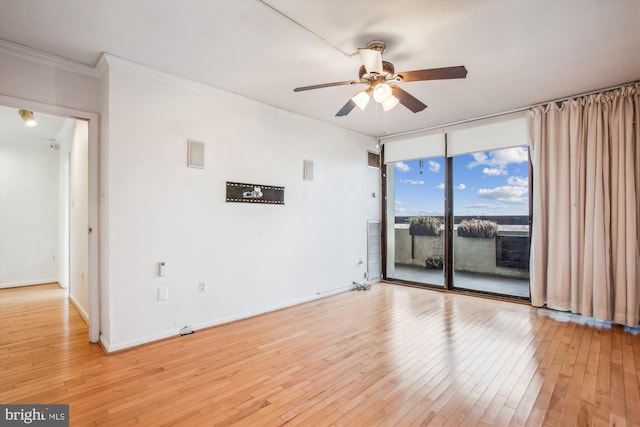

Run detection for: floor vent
[[367, 220, 381, 281]]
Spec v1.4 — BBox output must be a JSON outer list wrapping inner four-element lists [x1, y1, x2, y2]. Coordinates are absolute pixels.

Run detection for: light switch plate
[[159, 262, 166, 277]]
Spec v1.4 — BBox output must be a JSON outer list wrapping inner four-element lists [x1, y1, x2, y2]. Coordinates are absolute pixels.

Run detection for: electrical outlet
[[199, 281, 207, 293]]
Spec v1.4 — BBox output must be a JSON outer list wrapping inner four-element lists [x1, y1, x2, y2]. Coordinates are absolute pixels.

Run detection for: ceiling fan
[[293, 40, 467, 117]]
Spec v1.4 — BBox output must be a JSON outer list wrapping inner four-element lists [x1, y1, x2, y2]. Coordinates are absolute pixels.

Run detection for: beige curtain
[[527, 83, 640, 327]]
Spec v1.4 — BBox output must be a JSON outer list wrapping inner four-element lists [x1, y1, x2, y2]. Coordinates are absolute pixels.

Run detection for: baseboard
[[99, 335, 111, 354], [104, 326, 192, 353], [69, 295, 89, 326], [103, 284, 354, 353], [0, 279, 58, 289], [191, 283, 355, 332]]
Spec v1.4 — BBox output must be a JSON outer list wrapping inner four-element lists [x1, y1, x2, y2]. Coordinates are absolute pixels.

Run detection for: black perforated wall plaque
[[226, 182, 284, 205]]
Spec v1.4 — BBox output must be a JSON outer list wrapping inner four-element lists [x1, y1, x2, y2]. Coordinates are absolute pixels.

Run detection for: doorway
[[0, 99, 99, 342]]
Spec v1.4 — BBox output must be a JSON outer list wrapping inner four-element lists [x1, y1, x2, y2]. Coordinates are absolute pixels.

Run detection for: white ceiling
[[0, 105, 68, 145], [1, 0, 639, 137]]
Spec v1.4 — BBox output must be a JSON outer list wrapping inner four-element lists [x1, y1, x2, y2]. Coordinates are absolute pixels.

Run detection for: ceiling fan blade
[[398, 66, 468, 83], [294, 80, 359, 92], [335, 99, 357, 117], [390, 85, 427, 113], [358, 48, 383, 74]]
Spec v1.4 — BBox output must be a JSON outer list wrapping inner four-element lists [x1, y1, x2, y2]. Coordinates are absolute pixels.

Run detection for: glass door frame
[[381, 137, 533, 302], [381, 154, 446, 290]]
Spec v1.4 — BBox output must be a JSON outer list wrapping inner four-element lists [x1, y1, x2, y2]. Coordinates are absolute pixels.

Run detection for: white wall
[[69, 120, 89, 319], [56, 121, 72, 289], [98, 63, 112, 343], [100, 56, 379, 351], [0, 43, 379, 351], [56, 118, 90, 319], [0, 138, 59, 287]]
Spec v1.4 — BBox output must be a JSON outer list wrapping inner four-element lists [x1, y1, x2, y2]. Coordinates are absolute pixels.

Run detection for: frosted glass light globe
[[372, 83, 392, 103], [352, 90, 371, 110], [382, 95, 399, 111]]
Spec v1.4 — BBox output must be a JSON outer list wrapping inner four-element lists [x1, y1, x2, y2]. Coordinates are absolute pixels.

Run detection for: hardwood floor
[[1, 283, 639, 426]]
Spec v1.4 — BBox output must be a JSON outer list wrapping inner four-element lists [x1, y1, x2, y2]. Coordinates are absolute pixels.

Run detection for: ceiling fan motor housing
[[359, 61, 396, 82], [365, 40, 386, 52]]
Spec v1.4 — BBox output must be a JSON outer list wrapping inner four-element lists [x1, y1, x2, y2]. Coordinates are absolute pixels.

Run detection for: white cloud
[[507, 176, 528, 186], [492, 147, 529, 164], [395, 162, 410, 172], [396, 207, 408, 213], [456, 183, 466, 190], [395, 200, 403, 205], [428, 160, 441, 173], [477, 185, 529, 204], [399, 179, 424, 185], [436, 183, 445, 190], [482, 166, 507, 176], [467, 152, 488, 168], [467, 147, 529, 170]]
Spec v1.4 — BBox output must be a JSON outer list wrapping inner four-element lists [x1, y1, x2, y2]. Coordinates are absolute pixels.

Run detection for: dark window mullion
[[444, 136, 453, 290]]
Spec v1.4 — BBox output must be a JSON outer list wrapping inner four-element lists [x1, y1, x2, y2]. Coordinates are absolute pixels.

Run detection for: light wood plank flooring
[[1, 283, 639, 426]]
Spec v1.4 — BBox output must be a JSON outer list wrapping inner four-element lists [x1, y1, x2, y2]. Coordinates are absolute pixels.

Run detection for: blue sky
[[393, 146, 529, 217]]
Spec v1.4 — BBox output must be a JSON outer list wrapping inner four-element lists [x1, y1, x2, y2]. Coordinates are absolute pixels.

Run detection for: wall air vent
[[367, 151, 380, 168]]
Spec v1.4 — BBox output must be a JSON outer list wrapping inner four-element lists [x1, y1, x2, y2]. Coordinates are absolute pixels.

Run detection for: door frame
[[1, 94, 100, 342]]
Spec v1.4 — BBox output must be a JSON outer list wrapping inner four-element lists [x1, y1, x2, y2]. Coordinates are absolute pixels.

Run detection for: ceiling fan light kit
[[372, 81, 393, 103], [293, 40, 467, 117], [382, 95, 400, 112], [352, 89, 371, 110]]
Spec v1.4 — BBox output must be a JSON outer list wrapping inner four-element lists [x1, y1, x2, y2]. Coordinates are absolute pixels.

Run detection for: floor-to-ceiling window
[[383, 113, 531, 300]]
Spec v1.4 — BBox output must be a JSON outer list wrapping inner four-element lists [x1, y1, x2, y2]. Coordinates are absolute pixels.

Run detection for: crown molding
[[0, 39, 225, 97], [94, 52, 109, 79], [0, 39, 97, 78], [96, 53, 222, 94]]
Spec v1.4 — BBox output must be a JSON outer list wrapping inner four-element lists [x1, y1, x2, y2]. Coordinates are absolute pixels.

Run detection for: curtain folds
[[527, 83, 640, 327]]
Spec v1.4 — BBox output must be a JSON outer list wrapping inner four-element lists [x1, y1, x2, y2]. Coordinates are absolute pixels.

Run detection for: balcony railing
[[394, 224, 529, 279]]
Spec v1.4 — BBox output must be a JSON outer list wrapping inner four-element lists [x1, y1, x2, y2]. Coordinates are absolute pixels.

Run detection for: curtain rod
[[379, 79, 639, 141]]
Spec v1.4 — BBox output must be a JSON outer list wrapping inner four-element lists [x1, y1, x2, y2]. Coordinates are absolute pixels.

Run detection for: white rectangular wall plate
[[188, 139, 205, 169], [303, 159, 314, 181]]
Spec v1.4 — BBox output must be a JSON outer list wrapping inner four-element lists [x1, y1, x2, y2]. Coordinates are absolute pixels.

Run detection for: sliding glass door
[[384, 131, 446, 287], [451, 147, 530, 298], [383, 113, 531, 300], [386, 157, 445, 286]]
